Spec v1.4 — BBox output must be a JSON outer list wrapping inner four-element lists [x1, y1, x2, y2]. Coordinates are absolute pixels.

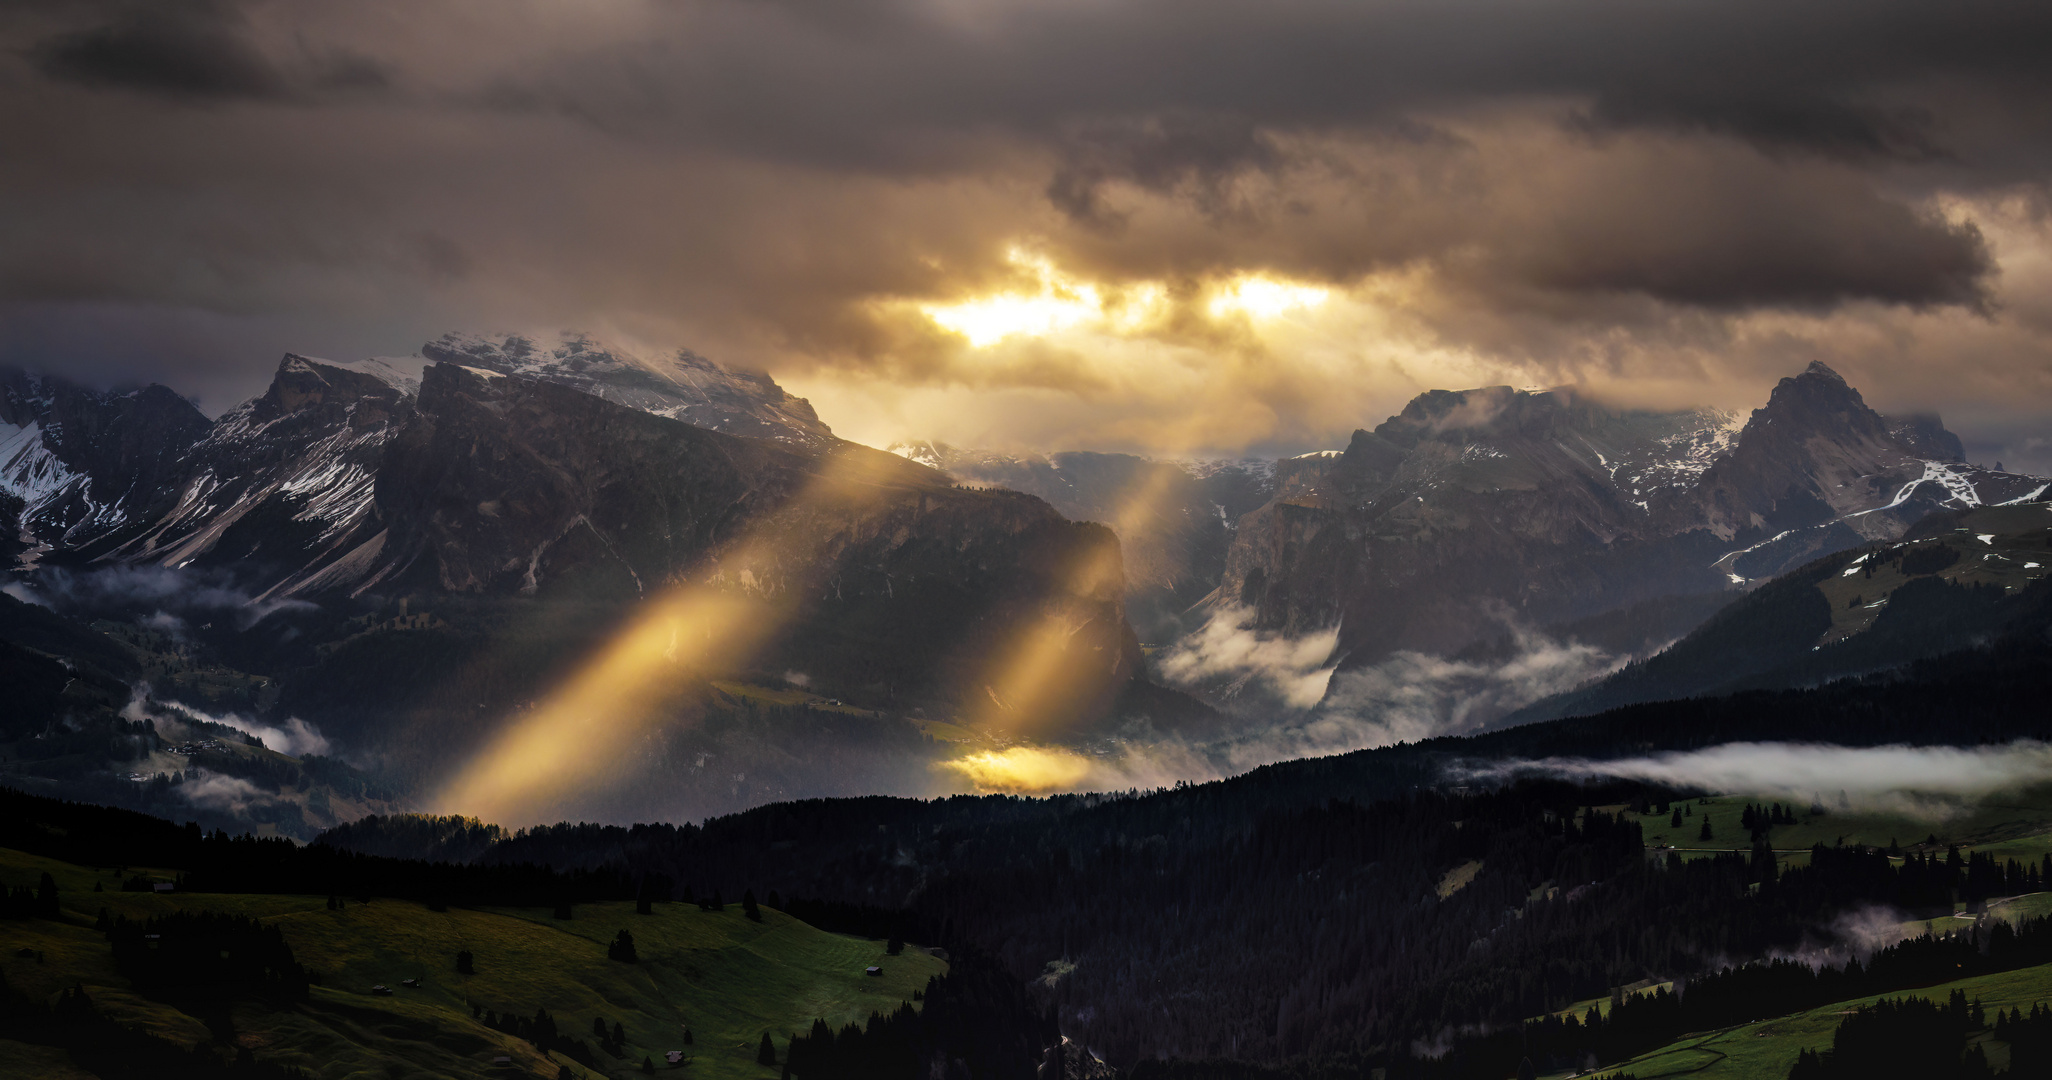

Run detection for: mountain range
[[1212, 361, 2044, 697], [3, 337, 2047, 833]]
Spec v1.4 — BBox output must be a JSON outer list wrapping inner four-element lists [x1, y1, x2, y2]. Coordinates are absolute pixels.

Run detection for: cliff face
[[0, 368, 210, 562], [1214, 363, 2048, 680]]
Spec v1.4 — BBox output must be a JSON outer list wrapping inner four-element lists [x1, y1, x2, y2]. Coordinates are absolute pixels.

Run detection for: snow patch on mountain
[[1, 420, 84, 518], [421, 331, 832, 444]]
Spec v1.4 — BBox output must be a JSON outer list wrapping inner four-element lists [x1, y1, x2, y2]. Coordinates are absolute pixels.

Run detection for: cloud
[[202, 711, 332, 758], [177, 769, 273, 813], [1155, 604, 1337, 709], [29, 566, 317, 628], [0, 0, 2048, 455], [1, 581, 51, 608], [31, 3, 288, 101], [124, 690, 333, 758], [1312, 634, 1621, 747], [937, 621, 1621, 798], [26, 1, 389, 103], [1461, 741, 2052, 818]]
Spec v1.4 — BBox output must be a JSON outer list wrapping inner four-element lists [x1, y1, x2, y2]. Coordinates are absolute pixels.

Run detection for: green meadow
[[0, 846, 944, 1080], [1620, 787, 2052, 874], [1573, 960, 2052, 1080]]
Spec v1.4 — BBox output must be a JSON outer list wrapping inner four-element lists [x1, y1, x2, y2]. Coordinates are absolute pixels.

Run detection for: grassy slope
[[1538, 791, 2052, 1077], [1621, 790, 2052, 873], [1574, 960, 2052, 1080], [0, 847, 943, 1080]]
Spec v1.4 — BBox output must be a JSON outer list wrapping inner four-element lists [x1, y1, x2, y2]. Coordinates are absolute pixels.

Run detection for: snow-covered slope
[[108, 354, 412, 598], [421, 331, 832, 445], [0, 368, 210, 567]]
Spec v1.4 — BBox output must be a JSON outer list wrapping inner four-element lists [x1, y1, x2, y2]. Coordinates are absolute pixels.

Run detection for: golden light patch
[[431, 587, 768, 825], [940, 746, 1098, 793], [1207, 275, 1331, 319], [959, 538, 1126, 739], [431, 447, 922, 825], [918, 248, 1170, 347], [922, 250, 1104, 346]]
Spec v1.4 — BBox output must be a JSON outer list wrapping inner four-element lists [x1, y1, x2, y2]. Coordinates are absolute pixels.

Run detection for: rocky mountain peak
[[252, 354, 414, 428], [419, 331, 833, 445], [1745, 359, 1889, 444], [1803, 359, 1845, 380]]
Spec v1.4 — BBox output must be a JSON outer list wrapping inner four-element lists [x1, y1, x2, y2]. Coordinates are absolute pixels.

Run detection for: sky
[[3, 0, 2050, 467]]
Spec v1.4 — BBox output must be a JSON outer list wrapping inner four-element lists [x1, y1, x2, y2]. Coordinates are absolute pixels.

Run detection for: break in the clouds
[[2, 0, 2050, 455]]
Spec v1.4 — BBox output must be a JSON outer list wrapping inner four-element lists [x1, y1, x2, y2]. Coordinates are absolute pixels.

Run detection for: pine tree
[[743, 890, 762, 923], [614, 1021, 625, 1046], [758, 1031, 777, 1065], [1699, 818, 1713, 842], [457, 949, 475, 974]]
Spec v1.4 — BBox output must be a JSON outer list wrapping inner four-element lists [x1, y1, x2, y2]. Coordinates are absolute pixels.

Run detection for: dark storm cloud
[[25, 0, 386, 102], [459, 0, 2052, 171], [1491, 149, 1994, 311], [1046, 115, 1287, 230], [0, 0, 2047, 444], [30, 1, 285, 100]]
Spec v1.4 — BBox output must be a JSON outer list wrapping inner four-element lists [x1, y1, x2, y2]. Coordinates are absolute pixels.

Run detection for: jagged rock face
[[421, 331, 832, 445], [888, 441, 1275, 641], [0, 368, 209, 563], [1688, 361, 1923, 541], [1215, 362, 2048, 676], [368, 365, 1138, 723], [104, 355, 414, 595]]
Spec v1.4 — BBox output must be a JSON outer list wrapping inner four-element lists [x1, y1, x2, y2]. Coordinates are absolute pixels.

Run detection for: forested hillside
[[297, 618, 2052, 1074]]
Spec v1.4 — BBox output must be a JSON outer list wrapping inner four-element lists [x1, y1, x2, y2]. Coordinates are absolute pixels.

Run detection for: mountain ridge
[[1209, 363, 2047, 704]]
